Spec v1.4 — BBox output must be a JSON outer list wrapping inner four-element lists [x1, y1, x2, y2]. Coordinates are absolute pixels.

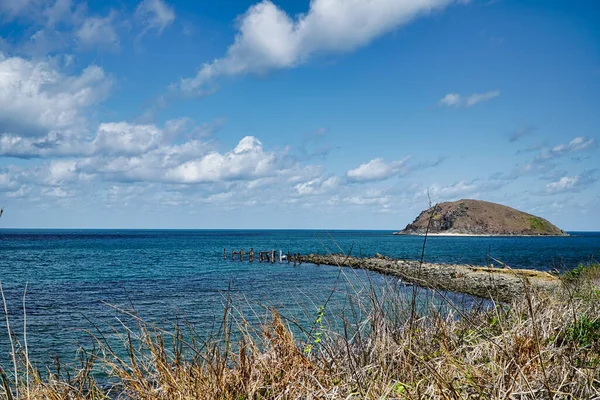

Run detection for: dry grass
[[1, 264, 600, 399]]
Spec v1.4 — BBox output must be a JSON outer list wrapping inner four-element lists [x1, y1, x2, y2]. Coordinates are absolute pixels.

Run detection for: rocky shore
[[301, 253, 561, 303]]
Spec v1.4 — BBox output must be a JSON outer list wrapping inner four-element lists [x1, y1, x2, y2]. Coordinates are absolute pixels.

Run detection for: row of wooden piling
[[223, 248, 303, 265]]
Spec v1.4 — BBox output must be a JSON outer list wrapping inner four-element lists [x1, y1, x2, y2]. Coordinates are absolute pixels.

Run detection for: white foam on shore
[[394, 232, 568, 237]]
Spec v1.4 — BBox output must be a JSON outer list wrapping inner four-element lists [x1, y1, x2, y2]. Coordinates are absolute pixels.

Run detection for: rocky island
[[395, 199, 567, 236]]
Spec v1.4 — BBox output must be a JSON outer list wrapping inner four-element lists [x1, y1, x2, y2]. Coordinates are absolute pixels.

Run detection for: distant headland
[[395, 199, 568, 236]]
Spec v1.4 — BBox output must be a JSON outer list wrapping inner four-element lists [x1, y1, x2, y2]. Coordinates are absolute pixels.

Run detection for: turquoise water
[[0, 229, 599, 366]]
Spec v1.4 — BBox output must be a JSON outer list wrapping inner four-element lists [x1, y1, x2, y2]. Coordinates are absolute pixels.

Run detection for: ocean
[[0, 229, 599, 367]]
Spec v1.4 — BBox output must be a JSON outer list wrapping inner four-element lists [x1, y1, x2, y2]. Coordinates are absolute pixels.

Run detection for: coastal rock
[[395, 199, 567, 236], [301, 253, 560, 303]]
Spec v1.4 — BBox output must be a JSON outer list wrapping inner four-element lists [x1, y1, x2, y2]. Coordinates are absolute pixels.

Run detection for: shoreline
[[393, 232, 571, 237]]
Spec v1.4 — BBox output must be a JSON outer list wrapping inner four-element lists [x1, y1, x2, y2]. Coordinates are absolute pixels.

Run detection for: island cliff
[[395, 199, 567, 236]]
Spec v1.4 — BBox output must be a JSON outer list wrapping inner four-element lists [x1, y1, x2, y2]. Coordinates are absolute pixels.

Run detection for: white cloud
[[536, 136, 596, 161], [42, 159, 94, 186], [0, 132, 91, 158], [43, 0, 77, 27], [543, 171, 597, 195], [294, 175, 339, 196], [0, 0, 41, 19], [545, 176, 579, 194], [439, 90, 499, 107], [76, 11, 120, 50], [343, 195, 389, 206], [465, 90, 499, 107], [427, 180, 478, 200], [5, 185, 31, 198], [0, 53, 111, 138], [439, 93, 460, 106], [501, 137, 596, 180], [179, 0, 460, 94], [566, 136, 596, 152], [15, 129, 305, 190], [347, 157, 410, 183], [1, 1, 126, 55], [93, 122, 171, 155], [0, 116, 218, 159], [135, 0, 175, 37], [42, 186, 73, 197], [0, 169, 22, 192], [165, 136, 277, 183]]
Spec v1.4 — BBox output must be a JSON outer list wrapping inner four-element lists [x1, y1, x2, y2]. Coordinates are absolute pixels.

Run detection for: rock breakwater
[[302, 253, 560, 303]]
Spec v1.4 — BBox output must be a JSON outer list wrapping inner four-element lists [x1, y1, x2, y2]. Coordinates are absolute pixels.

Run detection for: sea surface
[[0, 229, 599, 367]]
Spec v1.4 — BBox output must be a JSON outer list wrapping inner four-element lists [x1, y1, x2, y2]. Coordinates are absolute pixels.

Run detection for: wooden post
[[223, 248, 226, 260], [279, 250, 283, 264], [231, 249, 235, 260], [249, 248, 254, 262], [287, 251, 291, 264], [239, 249, 243, 261], [271, 250, 275, 264]]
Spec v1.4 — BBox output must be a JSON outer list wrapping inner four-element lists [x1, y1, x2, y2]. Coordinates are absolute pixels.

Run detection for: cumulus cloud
[[500, 137, 596, 181], [76, 11, 120, 50], [3, 129, 291, 193], [165, 136, 278, 183], [294, 175, 339, 196], [0, 0, 41, 19], [43, 130, 286, 185], [135, 0, 175, 37], [179, 0, 461, 94], [535, 136, 596, 161], [43, 0, 77, 27], [343, 194, 389, 206], [93, 122, 171, 155], [42, 159, 94, 186], [0, 168, 22, 192], [439, 90, 500, 107], [0, 53, 111, 138], [1, 1, 131, 55], [426, 180, 479, 200], [0, 118, 202, 159], [439, 93, 460, 107], [544, 171, 597, 195], [42, 186, 73, 197], [545, 176, 579, 194], [347, 157, 410, 183], [0, 132, 90, 158]]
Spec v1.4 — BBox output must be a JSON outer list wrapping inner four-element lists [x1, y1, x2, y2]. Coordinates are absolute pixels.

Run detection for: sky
[[0, 0, 598, 230]]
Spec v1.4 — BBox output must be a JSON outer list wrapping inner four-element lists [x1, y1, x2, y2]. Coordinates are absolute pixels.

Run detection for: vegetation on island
[[1, 262, 599, 399]]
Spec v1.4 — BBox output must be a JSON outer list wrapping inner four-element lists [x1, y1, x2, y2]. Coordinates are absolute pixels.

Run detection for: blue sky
[[0, 0, 598, 230]]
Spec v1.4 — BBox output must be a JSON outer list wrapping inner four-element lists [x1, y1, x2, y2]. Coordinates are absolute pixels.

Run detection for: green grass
[[529, 216, 550, 232], [565, 315, 600, 348]]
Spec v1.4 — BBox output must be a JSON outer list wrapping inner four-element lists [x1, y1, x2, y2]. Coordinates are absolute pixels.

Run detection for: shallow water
[[0, 229, 598, 366]]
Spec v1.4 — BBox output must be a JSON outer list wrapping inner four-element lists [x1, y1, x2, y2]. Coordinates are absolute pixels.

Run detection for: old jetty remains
[[224, 248, 304, 266], [301, 254, 561, 303]]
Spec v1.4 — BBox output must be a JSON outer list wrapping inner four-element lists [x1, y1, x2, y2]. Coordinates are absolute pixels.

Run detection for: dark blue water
[[0, 229, 598, 367]]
